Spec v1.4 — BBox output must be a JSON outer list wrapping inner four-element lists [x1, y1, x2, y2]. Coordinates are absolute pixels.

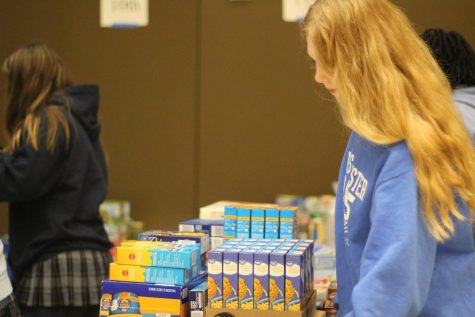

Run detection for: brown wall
[[0, 0, 200, 233], [0, 0, 474, 235]]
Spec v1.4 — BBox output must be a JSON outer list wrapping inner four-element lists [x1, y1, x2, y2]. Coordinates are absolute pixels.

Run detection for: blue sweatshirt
[[334, 132, 475, 317]]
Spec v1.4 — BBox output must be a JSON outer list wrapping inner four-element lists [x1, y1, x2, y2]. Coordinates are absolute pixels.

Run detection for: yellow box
[[109, 263, 197, 285]]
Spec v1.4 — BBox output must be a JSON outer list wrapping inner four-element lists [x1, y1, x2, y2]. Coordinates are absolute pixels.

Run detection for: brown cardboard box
[[206, 291, 322, 317]]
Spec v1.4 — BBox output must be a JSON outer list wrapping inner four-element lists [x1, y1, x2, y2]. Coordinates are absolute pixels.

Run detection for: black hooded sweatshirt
[[3, 84, 112, 285]]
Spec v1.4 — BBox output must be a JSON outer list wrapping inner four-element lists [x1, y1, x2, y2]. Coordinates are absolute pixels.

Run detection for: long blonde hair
[[2, 42, 72, 153], [303, 0, 475, 241]]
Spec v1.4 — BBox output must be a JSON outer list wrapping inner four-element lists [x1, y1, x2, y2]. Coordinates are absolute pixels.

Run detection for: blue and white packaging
[[179, 219, 224, 237]]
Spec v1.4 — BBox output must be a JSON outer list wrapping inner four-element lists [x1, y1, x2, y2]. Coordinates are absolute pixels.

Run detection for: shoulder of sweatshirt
[[378, 141, 414, 185], [352, 132, 414, 185]]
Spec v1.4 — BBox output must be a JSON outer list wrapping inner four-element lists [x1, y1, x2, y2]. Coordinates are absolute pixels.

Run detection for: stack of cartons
[[190, 281, 208, 317], [110, 241, 201, 285], [313, 246, 336, 302], [139, 230, 210, 271], [223, 204, 298, 240], [178, 218, 225, 249], [207, 239, 314, 313], [100, 239, 206, 316]]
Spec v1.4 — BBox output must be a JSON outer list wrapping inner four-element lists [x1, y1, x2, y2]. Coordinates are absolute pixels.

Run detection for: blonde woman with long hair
[[1, 42, 112, 317], [303, 0, 475, 316]]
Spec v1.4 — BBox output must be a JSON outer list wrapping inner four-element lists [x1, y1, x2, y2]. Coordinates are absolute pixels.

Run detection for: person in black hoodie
[[1, 42, 113, 316], [421, 28, 475, 145]]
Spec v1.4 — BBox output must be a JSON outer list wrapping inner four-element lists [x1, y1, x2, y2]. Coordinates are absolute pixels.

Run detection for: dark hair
[[421, 28, 475, 89], [2, 42, 73, 152]]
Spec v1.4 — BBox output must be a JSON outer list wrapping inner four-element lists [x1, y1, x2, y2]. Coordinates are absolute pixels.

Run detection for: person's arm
[[0, 127, 67, 203], [343, 170, 437, 317]]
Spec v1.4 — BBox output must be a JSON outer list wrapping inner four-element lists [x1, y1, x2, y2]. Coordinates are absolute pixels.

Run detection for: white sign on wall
[[282, 0, 315, 22], [100, 0, 149, 28]]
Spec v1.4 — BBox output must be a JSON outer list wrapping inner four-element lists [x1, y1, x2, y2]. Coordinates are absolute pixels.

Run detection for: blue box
[[224, 206, 237, 239], [109, 262, 199, 286], [236, 207, 251, 239], [279, 208, 297, 239], [269, 249, 287, 311], [179, 219, 224, 237], [208, 248, 226, 308], [254, 249, 272, 310], [139, 230, 210, 255], [285, 249, 305, 311], [223, 249, 240, 309], [116, 241, 200, 269], [190, 281, 208, 313], [238, 249, 256, 309], [100, 272, 206, 317], [251, 208, 265, 239], [264, 208, 280, 239]]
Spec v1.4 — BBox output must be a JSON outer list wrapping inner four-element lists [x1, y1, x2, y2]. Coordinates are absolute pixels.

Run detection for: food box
[[116, 240, 200, 269], [100, 272, 206, 317], [139, 230, 210, 255], [179, 219, 224, 237], [109, 262, 198, 285]]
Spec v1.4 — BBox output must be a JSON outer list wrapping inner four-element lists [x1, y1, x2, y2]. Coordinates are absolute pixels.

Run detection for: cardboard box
[[116, 240, 200, 269], [269, 249, 287, 311], [211, 237, 225, 249], [251, 208, 265, 239], [224, 206, 237, 239], [109, 262, 198, 285], [208, 248, 226, 308], [223, 249, 240, 309], [279, 207, 297, 239], [285, 249, 305, 311], [205, 291, 318, 317], [254, 249, 272, 310], [200, 201, 252, 220], [179, 219, 224, 237], [220, 239, 242, 250], [236, 207, 251, 239], [238, 249, 256, 309], [100, 272, 206, 317], [190, 281, 208, 316], [264, 208, 280, 239], [313, 246, 336, 302], [139, 230, 210, 255]]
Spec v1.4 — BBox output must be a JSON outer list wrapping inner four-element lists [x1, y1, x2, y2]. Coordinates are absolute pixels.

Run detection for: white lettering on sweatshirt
[[343, 151, 368, 246]]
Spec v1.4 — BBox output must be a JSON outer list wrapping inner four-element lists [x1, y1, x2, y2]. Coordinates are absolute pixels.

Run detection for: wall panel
[[0, 0, 199, 233]]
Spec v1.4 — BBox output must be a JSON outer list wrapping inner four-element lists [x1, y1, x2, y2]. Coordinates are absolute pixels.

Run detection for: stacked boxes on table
[[223, 204, 298, 240], [276, 194, 336, 244], [199, 200, 244, 220], [100, 231, 208, 317], [190, 281, 208, 317], [110, 241, 201, 285], [139, 230, 210, 271], [139, 230, 210, 256], [178, 218, 225, 250], [207, 239, 314, 312], [313, 246, 336, 303], [100, 273, 206, 317]]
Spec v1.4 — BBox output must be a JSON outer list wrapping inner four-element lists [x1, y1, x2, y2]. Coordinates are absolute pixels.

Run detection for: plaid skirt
[[15, 249, 111, 307], [0, 294, 21, 317]]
